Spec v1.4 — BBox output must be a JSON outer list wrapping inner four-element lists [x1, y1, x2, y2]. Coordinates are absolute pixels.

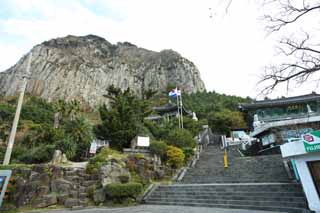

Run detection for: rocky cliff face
[[0, 35, 205, 108]]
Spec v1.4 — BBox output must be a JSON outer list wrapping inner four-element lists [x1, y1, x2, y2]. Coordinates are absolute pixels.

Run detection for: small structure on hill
[[240, 92, 320, 148], [145, 102, 194, 122]]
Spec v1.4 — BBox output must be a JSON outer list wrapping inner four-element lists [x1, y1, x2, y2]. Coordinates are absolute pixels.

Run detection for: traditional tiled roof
[[153, 102, 193, 115], [240, 92, 320, 110]]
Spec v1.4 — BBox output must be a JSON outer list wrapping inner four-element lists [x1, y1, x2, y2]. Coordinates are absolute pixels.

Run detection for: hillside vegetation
[[0, 88, 250, 164]]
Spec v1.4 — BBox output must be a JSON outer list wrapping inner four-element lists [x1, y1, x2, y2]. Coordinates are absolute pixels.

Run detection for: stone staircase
[[144, 144, 310, 212], [181, 145, 290, 184]]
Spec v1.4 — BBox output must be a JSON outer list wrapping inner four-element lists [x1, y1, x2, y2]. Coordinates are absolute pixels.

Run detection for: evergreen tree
[[95, 86, 152, 150]]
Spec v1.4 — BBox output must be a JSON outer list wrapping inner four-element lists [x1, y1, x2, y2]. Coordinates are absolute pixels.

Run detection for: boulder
[[57, 193, 69, 205], [64, 198, 80, 208], [32, 194, 57, 208], [38, 173, 50, 186], [51, 179, 74, 194], [155, 169, 166, 180], [51, 150, 68, 165], [99, 163, 131, 186], [93, 188, 105, 204], [136, 159, 152, 182], [51, 166, 64, 179], [37, 186, 50, 196]]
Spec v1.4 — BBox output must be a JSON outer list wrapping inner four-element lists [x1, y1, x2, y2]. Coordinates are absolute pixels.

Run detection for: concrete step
[[144, 201, 310, 213], [149, 194, 306, 203], [147, 198, 307, 208]]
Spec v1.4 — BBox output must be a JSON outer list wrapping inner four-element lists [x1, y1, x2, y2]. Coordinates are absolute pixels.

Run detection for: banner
[[302, 131, 320, 153]]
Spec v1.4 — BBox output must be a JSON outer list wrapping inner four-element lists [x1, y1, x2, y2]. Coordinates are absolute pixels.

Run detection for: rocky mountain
[[0, 35, 205, 108]]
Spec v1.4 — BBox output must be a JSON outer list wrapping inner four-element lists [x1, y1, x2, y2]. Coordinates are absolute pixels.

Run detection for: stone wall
[[8, 164, 99, 209]]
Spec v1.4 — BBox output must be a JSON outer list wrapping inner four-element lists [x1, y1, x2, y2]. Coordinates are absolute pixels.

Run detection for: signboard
[[0, 170, 12, 207], [137, 136, 150, 147], [303, 131, 320, 153], [89, 141, 98, 154]]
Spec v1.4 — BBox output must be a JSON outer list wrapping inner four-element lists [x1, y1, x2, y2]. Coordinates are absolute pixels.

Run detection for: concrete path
[[26, 205, 284, 213]]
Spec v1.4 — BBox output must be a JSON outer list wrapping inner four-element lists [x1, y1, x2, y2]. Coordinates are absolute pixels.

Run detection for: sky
[[0, 0, 317, 99]]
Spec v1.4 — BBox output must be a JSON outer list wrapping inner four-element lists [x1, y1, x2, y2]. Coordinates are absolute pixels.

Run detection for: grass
[[0, 164, 34, 170]]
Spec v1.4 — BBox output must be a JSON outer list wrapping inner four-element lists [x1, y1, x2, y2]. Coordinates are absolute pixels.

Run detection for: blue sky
[[0, 0, 317, 98]]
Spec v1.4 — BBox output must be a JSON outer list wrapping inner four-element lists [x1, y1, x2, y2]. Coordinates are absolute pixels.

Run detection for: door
[[308, 160, 320, 197]]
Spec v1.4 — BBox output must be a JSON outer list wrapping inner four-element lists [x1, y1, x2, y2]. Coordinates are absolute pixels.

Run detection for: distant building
[[145, 102, 194, 121], [240, 92, 320, 147]]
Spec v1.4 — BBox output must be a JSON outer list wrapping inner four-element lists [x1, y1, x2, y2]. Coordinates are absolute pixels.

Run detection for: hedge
[[104, 182, 143, 201]]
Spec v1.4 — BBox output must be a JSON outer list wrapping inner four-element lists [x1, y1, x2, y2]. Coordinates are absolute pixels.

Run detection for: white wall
[[294, 153, 320, 212]]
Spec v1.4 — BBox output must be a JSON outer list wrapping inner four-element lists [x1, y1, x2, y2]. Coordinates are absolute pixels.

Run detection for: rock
[[38, 173, 50, 186], [51, 166, 64, 179], [14, 168, 32, 179], [93, 188, 105, 204], [51, 179, 74, 194], [37, 186, 50, 196], [69, 190, 78, 198], [51, 150, 68, 165], [79, 193, 87, 200], [82, 180, 98, 187], [29, 171, 40, 182], [0, 35, 205, 108], [155, 169, 166, 180], [33, 164, 48, 173], [32, 194, 57, 208], [79, 186, 86, 193], [79, 198, 90, 207], [99, 163, 131, 186], [57, 193, 69, 205], [64, 198, 80, 208], [136, 159, 152, 182], [65, 175, 83, 183]]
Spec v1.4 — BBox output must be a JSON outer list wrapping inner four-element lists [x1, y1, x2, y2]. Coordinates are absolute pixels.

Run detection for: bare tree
[[259, 0, 320, 95]]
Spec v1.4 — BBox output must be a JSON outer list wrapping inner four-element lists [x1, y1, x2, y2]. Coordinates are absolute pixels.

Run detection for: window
[[261, 133, 276, 146]]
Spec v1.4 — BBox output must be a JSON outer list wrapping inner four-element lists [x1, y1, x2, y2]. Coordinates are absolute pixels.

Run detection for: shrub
[[104, 182, 143, 202], [118, 175, 130, 183], [18, 144, 56, 164], [182, 147, 195, 162], [166, 128, 196, 149], [149, 140, 167, 160], [166, 145, 185, 169], [134, 153, 144, 160], [86, 148, 124, 174], [55, 136, 77, 159]]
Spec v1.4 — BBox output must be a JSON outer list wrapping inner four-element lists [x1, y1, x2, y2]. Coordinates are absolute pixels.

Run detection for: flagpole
[[176, 93, 181, 128], [180, 92, 184, 129]]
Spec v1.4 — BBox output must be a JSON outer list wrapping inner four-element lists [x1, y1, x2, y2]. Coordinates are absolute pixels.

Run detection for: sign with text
[[0, 170, 12, 207], [303, 131, 320, 153], [137, 136, 150, 147], [89, 141, 98, 154]]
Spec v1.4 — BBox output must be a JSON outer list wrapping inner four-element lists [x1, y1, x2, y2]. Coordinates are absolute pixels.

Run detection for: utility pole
[[3, 53, 32, 165]]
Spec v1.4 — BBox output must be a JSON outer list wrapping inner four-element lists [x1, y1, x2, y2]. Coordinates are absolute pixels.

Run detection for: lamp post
[[3, 52, 32, 165]]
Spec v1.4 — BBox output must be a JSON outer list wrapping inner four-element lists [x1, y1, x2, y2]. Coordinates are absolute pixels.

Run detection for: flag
[[169, 88, 181, 97]]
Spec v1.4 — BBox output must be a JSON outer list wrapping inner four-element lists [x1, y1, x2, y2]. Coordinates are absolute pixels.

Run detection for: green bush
[[118, 175, 130, 183], [182, 147, 195, 162], [18, 144, 56, 164], [208, 109, 247, 135], [149, 140, 167, 160], [86, 148, 124, 174], [166, 128, 196, 149], [55, 136, 77, 159], [104, 182, 143, 201], [166, 145, 185, 169]]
